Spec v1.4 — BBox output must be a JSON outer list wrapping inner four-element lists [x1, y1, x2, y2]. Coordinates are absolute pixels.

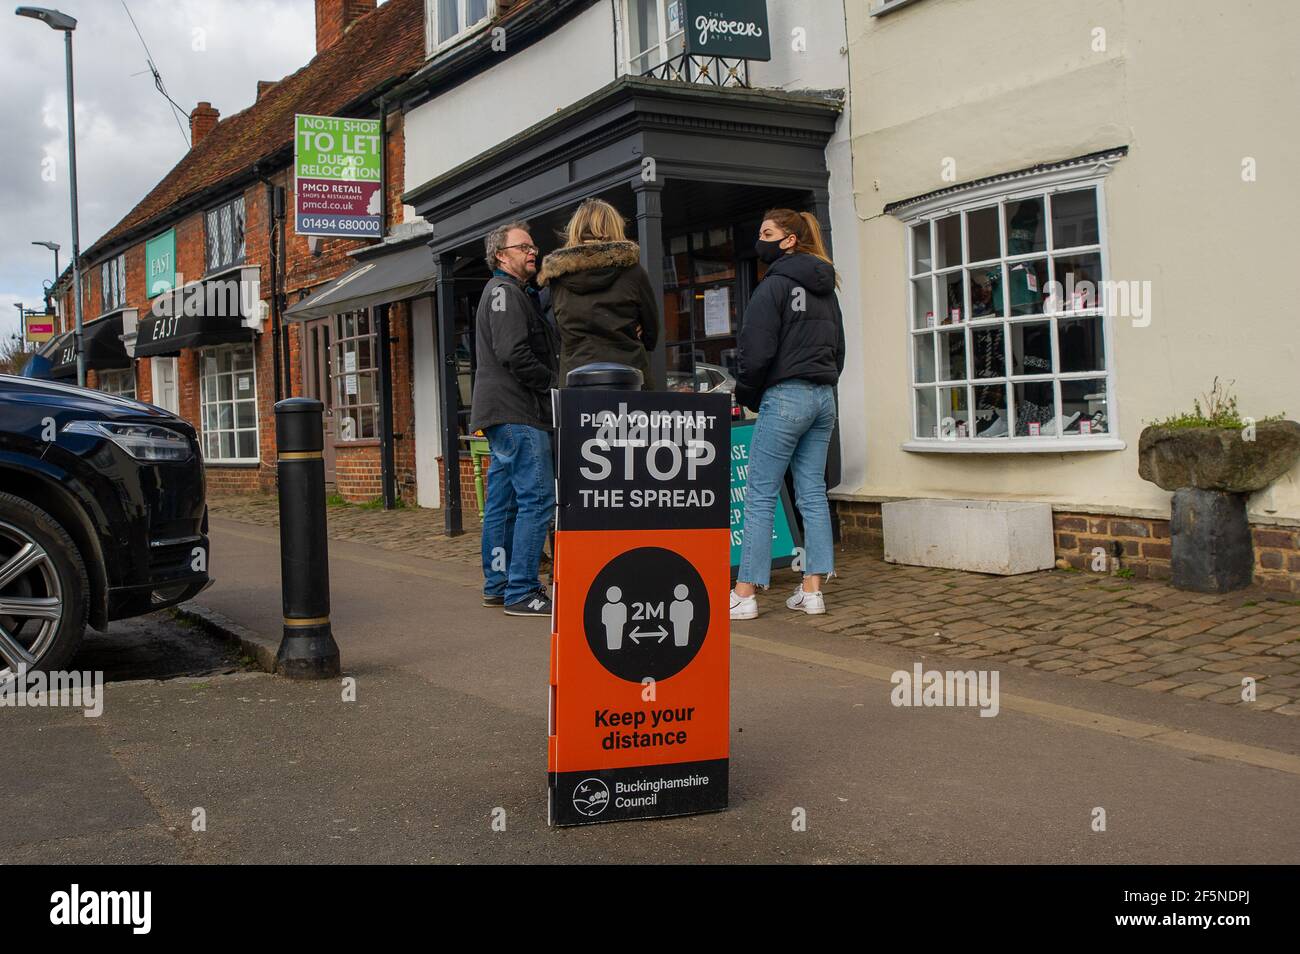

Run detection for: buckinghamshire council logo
[[572, 778, 609, 817]]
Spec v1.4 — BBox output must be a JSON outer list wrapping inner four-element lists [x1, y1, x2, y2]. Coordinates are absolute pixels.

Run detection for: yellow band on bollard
[[278, 451, 323, 461], [283, 616, 331, 627]]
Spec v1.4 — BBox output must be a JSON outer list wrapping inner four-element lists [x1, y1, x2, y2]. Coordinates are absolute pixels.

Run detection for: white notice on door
[[345, 373, 358, 396], [343, 351, 357, 373], [703, 287, 730, 337]]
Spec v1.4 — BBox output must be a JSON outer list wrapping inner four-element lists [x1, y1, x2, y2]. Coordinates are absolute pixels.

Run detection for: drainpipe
[[376, 96, 397, 509], [259, 168, 283, 403]]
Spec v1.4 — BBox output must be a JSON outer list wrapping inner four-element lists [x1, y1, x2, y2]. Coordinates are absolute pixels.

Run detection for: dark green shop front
[[403, 75, 842, 533]]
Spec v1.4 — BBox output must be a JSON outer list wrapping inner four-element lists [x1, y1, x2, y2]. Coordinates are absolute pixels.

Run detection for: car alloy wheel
[[0, 518, 64, 679]]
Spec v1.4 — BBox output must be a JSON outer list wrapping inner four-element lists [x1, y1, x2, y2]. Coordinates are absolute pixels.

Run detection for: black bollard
[[274, 398, 341, 678], [565, 361, 643, 390]]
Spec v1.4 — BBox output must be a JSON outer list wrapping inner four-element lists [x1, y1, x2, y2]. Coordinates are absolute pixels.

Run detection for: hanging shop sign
[[684, 0, 771, 61], [294, 113, 382, 239], [145, 229, 176, 297], [549, 388, 731, 826], [728, 420, 802, 572], [24, 311, 55, 343]]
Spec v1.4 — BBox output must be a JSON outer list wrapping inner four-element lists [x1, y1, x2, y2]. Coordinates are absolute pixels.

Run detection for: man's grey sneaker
[[504, 590, 552, 617], [482, 593, 505, 607]]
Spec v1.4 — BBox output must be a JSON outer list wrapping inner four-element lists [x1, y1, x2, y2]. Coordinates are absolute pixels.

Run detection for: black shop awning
[[284, 243, 435, 321], [35, 313, 131, 379]]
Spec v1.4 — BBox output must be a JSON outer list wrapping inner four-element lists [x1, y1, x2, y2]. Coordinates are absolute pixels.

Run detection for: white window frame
[[199, 344, 259, 464], [898, 159, 1124, 454], [620, 0, 687, 75], [98, 367, 136, 400], [425, 0, 496, 58], [100, 253, 126, 312]]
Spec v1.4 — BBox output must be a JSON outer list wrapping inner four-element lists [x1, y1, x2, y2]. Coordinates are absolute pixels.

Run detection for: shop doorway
[[151, 357, 179, 414], [301, 317, 338, 485]]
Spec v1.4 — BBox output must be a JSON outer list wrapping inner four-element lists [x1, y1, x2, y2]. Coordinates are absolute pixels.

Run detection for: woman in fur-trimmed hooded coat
[[538, 201, 661, 390]]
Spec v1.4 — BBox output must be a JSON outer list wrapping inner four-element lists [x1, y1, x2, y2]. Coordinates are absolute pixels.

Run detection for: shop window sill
[[902, 437, 1126, 454]]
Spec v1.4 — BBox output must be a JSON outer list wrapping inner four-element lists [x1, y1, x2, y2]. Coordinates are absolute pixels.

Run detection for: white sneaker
[[729, 590, 758, 620], [786, 585, 826, 615]]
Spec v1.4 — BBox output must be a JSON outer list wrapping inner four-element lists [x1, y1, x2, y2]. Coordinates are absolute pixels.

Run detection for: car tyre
[[0, 491, 89, 677]]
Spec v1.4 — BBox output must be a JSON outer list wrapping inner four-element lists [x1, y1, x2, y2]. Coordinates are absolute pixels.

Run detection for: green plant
[[1114, 567, 1136, 580], [326, 493, 349, 507], [1149, 377, 1286, 430]]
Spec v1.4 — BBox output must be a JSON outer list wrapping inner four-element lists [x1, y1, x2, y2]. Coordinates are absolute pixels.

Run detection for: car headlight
[[63, 420, 193, 462]]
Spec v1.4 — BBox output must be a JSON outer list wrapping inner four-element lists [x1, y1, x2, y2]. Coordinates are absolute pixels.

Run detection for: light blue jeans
[[481, 423, 555, 605], [738, 380, 836, 588]]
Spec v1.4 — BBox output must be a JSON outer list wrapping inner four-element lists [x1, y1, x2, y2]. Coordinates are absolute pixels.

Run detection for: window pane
[[232, 346, 254, 371], [966, 206, 1000, 262], [942, 271, 964, 324], [971, 326, 1005, 378], [218, 402, 233, 429], [913, 334, 935, 383], [1013, 381, 1056, 436], [911, 222, 932, 274], [220, 431, 235, 459], [629, 0, 660, 58], [1005, 197, 1046, 254], [935, 214, 961, 269], [361, 407, 377, 439], [663, 289, 692, 341], [217, 374, 233, 401], [1051, 188, 1099, 248], [468, 0, 488, 25], [1058, 316, 1105, 373], [439, 0, 460, 42], [916, 388, 937, 439], [974, 384, 1010, 438], [912, 277, 935, 329], [1010, 321, 1053, 375], [938, 386, 969, 439], [1061, 378, 1109, 434], [969, 267, 1001, 319], [939, 328, 966, 381], [1050, 252, 1103, 312], [237, 430, 257, 459], [1007, 259, 1049, 316], [236, 400, 256, 428]]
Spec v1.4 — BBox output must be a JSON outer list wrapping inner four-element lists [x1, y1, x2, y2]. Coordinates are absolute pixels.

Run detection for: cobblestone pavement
[[210, 494, 1300, 715]]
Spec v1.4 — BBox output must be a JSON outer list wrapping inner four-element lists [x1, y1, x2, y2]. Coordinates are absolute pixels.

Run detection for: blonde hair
[[565, 198, 628, 246], [763, 208, 838, 286]]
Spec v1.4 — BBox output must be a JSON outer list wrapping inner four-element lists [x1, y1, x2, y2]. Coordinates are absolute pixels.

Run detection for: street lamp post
[[32, 240, 60, 317], [13, 302, 24, 350], [17, 8, 83, 386]]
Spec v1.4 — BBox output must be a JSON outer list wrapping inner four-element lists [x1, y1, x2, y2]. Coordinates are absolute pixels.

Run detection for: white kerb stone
[[881, 499, 1056, 575]]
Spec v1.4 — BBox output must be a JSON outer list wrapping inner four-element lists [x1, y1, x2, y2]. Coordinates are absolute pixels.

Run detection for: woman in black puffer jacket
[[538, 199, 661, 390], [730, 209, 845, 622]]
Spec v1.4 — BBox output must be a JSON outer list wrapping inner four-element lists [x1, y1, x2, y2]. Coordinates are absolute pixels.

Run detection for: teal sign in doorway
[[729, 421, 801, 573]]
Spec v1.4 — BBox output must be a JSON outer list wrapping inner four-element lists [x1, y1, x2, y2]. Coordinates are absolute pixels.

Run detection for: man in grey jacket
[[470, 221, 559, 617]]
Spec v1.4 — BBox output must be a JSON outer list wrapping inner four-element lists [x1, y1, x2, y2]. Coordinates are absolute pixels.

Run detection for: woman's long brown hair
[[763, 208, 839, 287]]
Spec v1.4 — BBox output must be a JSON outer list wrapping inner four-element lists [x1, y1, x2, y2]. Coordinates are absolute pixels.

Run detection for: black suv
[[0, 374, 210, 675]]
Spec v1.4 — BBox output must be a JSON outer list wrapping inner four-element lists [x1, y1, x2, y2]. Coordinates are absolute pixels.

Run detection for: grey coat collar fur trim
[[538, 240, 640, 286]]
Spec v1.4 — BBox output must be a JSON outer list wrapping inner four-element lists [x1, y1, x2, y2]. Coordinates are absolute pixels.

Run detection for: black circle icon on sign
[[583, 547, 708, 683]]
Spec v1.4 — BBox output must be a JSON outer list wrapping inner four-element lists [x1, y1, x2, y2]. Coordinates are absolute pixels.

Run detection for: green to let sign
[[684, 0, 771, 61], [145, 229, 175, 297], [294, 114, 381, 182], [729, 421, 801, 572]]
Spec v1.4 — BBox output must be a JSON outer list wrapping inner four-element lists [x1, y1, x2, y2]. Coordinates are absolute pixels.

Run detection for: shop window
[[906, 176, 1116, 446], [205, 195, 246, 274], [662, 227, 737, 393], [427, 0, 493, 55], [99, 254, 126, 312], [200, 345, 258, 463], [624, 0, 686, 74], [98, 368, 135, 400], [332, 310, 378, 441]]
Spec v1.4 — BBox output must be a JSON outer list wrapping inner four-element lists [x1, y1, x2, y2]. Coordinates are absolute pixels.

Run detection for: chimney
[[189, 102, 220, 147], [315, 0, 376, 53], [256, 80, 278, 101]]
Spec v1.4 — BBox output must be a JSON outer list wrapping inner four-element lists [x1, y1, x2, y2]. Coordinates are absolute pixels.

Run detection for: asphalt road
[[2, 516, 1298, 864]]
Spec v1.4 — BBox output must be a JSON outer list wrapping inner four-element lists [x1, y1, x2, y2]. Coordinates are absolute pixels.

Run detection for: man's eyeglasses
[[501, 243, 538, 255]]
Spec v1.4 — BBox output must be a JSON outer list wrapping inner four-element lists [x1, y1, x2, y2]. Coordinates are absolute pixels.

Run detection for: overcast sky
[[0, 0, 328, 344]]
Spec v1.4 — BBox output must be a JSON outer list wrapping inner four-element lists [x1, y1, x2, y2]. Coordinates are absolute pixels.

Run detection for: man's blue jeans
[[481, 423, 555, 605], [738, 380, 836, 589]]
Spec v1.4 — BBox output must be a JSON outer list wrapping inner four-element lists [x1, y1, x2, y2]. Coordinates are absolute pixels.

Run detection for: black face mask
[[755, 238, 786, 264]]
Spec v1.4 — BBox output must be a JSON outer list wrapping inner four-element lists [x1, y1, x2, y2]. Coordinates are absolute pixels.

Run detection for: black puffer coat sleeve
[[634, 266, 661, 356], [735, 276, 785, 409]]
